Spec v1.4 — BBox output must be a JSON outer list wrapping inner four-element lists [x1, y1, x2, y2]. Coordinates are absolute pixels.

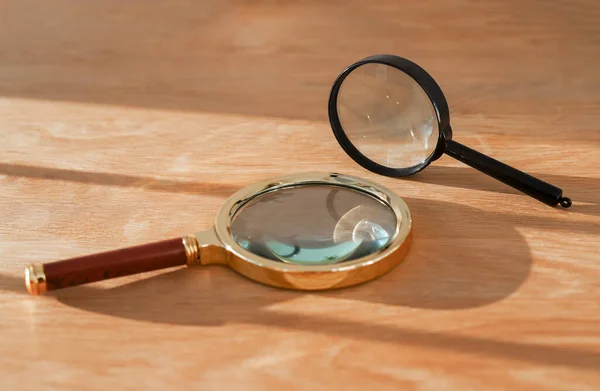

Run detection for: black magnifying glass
[[328, 54, 572, 208]]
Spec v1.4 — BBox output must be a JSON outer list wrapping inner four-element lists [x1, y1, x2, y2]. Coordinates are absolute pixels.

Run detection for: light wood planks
[[0, 1, 599, 390]]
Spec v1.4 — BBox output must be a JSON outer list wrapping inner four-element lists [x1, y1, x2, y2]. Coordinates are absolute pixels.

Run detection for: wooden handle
[[25, 237, 194, 295]]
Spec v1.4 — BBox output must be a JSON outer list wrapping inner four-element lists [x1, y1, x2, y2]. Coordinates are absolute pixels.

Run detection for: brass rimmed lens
[[208, 172, 412, 290], [25, 172, 411, 295]]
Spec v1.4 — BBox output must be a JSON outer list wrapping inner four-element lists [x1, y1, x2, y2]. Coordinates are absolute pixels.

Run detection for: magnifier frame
[[209, 172, 412, 290], [329, 54, 453, 177], [25, 172, 412, 295], [329, 55, 571, 208]]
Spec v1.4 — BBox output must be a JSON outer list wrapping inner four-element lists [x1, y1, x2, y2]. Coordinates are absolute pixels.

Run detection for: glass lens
[[336, 63, 439, 169], [230, 185, 398, 265]]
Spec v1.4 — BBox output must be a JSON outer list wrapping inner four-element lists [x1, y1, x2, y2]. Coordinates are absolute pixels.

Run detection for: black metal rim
[[328, 54, 451, 177]]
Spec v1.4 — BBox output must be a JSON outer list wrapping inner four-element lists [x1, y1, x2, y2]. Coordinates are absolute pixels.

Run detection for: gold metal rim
[[212, 172, 412, 290]]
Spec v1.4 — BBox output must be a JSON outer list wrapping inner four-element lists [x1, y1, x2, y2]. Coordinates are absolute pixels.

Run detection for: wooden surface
[[1, 1, 599, 390]]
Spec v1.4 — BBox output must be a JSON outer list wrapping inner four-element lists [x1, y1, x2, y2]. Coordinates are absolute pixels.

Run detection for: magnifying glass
[[329, 54, 572, 208], [24, 173, 412, 295]]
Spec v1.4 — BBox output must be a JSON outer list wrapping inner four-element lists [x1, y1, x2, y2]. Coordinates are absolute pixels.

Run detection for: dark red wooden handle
[[40, 237, 188, 292]]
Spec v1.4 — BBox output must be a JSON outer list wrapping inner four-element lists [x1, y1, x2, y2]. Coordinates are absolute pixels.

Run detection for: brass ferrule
[[182, 235, 200, 266], [184, 230, 229, 267], [25, 263, 47, 296]]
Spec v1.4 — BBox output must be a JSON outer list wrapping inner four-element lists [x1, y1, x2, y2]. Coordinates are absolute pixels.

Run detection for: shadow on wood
[[0, 1, 373, 121], [0, 162, 242, 197], [3, 195, 534, 309], [2, 270, 599, 371], [408, 165, 600, 217], [3, 163, 598, 311]]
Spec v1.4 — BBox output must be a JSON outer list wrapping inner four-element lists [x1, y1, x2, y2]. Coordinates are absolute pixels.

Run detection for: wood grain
[[0, 1, 599, 390]]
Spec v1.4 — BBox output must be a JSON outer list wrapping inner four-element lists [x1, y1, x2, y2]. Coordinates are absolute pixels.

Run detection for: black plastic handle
[[444, 139, 571, 208]]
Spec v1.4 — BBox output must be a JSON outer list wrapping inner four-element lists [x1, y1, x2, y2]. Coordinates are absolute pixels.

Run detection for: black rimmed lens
[[329, 54, 571, 208]]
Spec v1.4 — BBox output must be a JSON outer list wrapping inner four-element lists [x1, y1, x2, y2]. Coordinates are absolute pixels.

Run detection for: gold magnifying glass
[[25, 172, 412, 295]]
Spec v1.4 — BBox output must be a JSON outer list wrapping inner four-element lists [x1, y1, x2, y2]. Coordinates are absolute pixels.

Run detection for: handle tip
[[559, 197, 572, 208], [25, 263, 47, 296]]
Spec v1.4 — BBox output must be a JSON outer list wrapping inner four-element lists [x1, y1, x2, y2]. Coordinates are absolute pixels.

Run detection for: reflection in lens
[[230, 185, 398, 265], [336, 63, 439, 169]]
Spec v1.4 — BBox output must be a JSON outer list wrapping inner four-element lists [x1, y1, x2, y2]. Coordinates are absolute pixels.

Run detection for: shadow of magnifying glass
[[321, 197, 533, 309], [408, 166, 600, 218], [11, 197, 533, 318], [3, 194, 600, 370], [3, 260, 599, 372], [2, 164, 597, 314]]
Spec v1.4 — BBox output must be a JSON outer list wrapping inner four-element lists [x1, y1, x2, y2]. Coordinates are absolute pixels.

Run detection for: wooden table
[[1, 1, 599, 389]]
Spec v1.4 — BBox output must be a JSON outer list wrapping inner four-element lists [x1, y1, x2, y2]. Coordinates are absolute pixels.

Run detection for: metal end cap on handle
[[25, 263, 47, 296], [559, 197, 572, 208]]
